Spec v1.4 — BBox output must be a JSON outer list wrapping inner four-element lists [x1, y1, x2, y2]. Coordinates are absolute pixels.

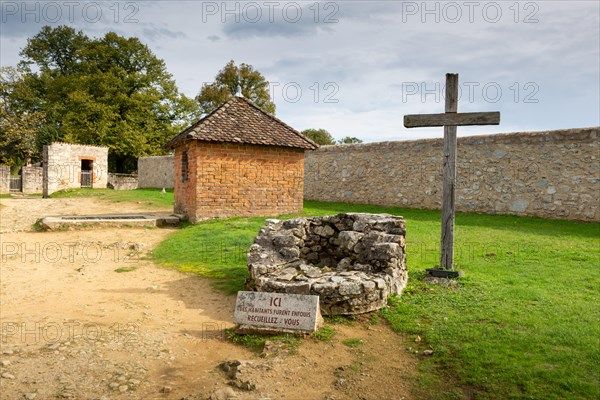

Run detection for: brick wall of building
[[174, 144, 197, 218], [174, 141, 305, 221]]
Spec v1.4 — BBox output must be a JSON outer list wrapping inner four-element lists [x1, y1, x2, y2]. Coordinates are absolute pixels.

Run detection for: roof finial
[[235, 85, 243, 98]]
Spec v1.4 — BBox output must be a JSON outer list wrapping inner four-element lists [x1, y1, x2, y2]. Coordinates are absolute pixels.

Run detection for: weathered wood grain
[[404, 111, 500, 128], [440, 73, 458, 270]]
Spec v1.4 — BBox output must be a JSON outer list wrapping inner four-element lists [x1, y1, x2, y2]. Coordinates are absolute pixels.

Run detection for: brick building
[[165, 96, 318, 221]]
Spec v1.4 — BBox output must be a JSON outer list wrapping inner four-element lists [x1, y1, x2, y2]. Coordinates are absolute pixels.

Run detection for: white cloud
[[1, 0, 598, 139]]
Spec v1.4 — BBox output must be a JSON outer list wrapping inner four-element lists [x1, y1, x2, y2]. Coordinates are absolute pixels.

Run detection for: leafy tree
[[338, 136, 363, 144], [19, 25, 88, 74], [196, 60, 275, 115], [12, 25, 200, 172], [0, 66, 45, 169], [301, 128, 335, 145]]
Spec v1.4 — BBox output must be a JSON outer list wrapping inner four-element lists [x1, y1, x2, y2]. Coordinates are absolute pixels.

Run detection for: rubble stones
[[209, 387, 237, 400], [219, 361, 256, 391], [424, 276, 458, 286], [246, 213, 408, 315]]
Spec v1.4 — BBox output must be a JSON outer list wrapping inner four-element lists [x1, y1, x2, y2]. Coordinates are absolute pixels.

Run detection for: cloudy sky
[[1, 1, 599, 142]]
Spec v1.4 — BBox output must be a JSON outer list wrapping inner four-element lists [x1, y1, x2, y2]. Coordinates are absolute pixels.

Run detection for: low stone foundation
[[246, 213, 408, 315], [40, 214, 180, 230], [108, 173, 138, 190]]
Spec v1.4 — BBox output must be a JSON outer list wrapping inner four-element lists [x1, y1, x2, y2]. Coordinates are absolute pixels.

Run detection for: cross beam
[[404, 73, 500, 272], [404, 111, 500, 128]]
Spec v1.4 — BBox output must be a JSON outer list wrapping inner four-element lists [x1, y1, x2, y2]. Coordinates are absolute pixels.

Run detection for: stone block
[[245, 213, 408, 315]]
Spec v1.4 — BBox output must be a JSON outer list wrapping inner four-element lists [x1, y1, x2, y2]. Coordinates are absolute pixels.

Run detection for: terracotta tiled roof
[[165, 96, 318, 150]]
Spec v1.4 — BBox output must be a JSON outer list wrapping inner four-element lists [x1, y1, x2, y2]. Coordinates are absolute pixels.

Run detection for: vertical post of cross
[[441, 73, 458, 270], [403, 73, 500, 276]]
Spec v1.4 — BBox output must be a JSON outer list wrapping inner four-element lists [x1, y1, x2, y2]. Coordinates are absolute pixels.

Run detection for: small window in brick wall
[[181, 149, 189, 181]]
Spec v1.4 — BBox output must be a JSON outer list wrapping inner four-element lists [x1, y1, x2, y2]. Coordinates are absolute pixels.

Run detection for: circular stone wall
[[246, 213, 408, 315]]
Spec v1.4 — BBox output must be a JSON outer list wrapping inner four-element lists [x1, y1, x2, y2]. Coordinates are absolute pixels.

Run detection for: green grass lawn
[[152, 201, 599, 399], [50, 188, 174, 208]]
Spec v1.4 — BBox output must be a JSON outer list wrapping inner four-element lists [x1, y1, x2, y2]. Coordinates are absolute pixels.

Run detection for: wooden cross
[[404, 73, 500, 273]]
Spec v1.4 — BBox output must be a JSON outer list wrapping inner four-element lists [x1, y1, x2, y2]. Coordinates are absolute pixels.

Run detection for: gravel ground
[[0, 197, 417, 399]]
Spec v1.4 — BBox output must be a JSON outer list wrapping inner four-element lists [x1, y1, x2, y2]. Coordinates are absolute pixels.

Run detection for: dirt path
[[0, 198, 417, 399], [0, 196, 173, 233]]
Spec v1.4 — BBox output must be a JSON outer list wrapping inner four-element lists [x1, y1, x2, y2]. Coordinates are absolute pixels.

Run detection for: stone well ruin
[[246, 213, 408, 315]]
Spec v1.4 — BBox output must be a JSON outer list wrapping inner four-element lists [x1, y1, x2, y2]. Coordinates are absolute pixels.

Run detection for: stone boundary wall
[[0, 165, 9, 194], [108, 173, 139, 190], [0, 165, 43, 194], [137, 156, 174, 188], [22, 166, 43, 193], [304, 127, 599, 222]]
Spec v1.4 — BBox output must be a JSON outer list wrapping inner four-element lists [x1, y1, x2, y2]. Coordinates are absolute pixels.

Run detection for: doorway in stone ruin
[[80, 159, 93, 188]]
